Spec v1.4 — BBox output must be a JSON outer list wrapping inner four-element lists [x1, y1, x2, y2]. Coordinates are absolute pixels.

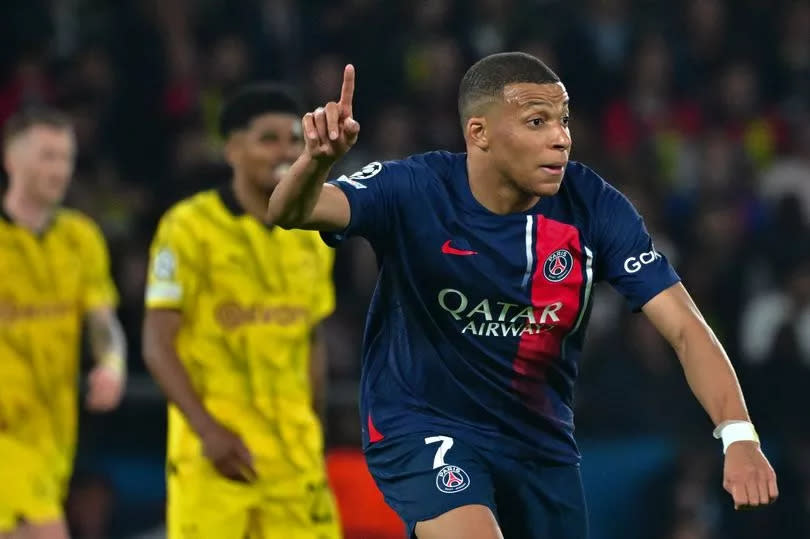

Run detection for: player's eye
[[528, 118, 544, 127], [260, 133, 280, 143], [561, 115, 570, 127]]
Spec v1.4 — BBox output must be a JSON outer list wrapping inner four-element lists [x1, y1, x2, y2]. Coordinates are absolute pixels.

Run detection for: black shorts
[[365, 432, 588, 538]]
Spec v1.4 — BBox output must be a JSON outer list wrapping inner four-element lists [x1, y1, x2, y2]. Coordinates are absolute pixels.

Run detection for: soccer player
[[0, 108, 126, 539], [267, 53, 779, 539], [142, 85, 341, 539]]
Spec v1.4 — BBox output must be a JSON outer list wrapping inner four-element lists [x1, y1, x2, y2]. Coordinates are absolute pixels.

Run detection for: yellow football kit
[[145, 187, 341, 539], [0, 208, 118, 531]]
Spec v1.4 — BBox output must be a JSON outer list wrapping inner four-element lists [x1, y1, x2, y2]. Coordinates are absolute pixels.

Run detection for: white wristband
[[712, 420, 759, 454]]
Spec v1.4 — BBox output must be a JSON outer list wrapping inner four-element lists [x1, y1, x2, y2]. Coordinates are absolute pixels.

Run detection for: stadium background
[[1, 0, 808, 537]]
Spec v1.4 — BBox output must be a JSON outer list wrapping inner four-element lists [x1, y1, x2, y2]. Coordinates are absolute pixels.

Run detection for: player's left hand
[[723, 440, 778, 510], [86, 364, 125, 411]]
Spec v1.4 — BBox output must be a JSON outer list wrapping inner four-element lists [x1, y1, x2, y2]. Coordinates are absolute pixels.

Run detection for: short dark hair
[[3, 107, 73, 149], [219, 83, 303, 137], [458, 52, 561, 127]]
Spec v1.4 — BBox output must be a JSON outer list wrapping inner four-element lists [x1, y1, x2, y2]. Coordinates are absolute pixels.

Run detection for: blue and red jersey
[[323, 151, 679, 463]]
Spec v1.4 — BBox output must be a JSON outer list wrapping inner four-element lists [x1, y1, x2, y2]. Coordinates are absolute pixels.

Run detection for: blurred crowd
[[1, 0, 808, 538]]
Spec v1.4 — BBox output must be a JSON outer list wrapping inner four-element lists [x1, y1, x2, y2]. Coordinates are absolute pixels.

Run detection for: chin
[[253, 175, 281, 195], [39, 189, 68, 206], [534, 181, 563, 197]]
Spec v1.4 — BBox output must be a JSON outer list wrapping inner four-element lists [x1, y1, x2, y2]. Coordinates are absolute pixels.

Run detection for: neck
[[3, 185, 54, 232], [232, 173, 272, 222], [466, 150, 539, 215]]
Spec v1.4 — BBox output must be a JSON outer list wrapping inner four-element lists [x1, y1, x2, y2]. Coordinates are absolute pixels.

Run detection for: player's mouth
[[272, 163, 291, 181], [540, 163, 566, 176]]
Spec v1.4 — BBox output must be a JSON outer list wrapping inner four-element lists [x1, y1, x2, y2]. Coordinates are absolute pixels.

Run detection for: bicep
[[297, 184, 350, 231], [311, 159, 413, 244], [596, 186, 680, 311], [641, 282, 706, 349], [142, 308, 183, 358], [145, 216, 200, 310], [80, 223, 119, 310]]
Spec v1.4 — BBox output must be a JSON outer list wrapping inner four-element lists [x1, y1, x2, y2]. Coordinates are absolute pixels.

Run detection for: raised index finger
[[339, 64, 355, 117]]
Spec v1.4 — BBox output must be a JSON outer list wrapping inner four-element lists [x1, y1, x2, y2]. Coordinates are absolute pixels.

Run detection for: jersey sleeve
[[595, 183, 680, 311], [319, 159, 413, 252], [145, 211, 200, 311], [310, 235, 336, 324], [79, 218, 119, 312]]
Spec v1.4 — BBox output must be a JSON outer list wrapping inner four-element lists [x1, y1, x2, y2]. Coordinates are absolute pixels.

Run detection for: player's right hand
[[199, 421, 258, 483], [86, 363, 125, 411], [303, 64, 360, 165]]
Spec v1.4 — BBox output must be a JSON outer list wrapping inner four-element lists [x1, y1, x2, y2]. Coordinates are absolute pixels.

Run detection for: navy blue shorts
[[365, 432, 588, 538]]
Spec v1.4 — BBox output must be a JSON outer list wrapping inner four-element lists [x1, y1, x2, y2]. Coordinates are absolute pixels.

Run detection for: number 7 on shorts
[[425, 436, 454, 469]]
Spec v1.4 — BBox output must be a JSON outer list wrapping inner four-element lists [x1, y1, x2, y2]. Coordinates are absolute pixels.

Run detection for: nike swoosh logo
[[441, 240, 478, 256]]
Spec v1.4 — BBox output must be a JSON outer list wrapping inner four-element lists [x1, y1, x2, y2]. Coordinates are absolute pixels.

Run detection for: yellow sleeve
[[145, 211, 200, 311], [79, 218, 119, 312], [311, 237, 336, 324]]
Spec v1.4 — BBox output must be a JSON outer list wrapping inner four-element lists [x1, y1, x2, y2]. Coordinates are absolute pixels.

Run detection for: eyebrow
[[522, 99, 570, 108]]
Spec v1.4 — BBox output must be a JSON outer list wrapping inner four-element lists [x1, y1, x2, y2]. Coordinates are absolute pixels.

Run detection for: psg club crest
[[436, 465, 470, 494], [543, 249, 574, 282]]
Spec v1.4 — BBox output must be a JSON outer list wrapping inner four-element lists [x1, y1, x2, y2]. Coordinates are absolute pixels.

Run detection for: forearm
[[267, 152, 333, 227], [143, 330, 216, 436], [88, 309, 127, 374], [675, 318, 750, 426]]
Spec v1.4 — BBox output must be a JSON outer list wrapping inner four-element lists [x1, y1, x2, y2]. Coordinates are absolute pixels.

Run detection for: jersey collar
[[217, 183, 275, 229], [217, 184, 246, 216], [0, 198, 56, 236], [0, 202, 12, 223]]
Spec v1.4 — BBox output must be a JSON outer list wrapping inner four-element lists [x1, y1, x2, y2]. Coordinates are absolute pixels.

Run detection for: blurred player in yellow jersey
[[0, 108, 126, 539], [142, 85, 341, 539]]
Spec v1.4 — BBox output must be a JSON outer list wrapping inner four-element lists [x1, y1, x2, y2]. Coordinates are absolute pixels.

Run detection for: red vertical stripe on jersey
[[512, 216, 584, 413], [368, 413, 384, 442]]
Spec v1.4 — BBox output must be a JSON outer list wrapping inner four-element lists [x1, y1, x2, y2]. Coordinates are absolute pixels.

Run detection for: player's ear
[[3, 137, 23, 178], [2, 151, 12, 178], [467, 116, 489, 150], [223, 134, 242, 167]]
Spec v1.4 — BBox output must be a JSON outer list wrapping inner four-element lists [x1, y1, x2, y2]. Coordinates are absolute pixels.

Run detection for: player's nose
[[551, 122, 571, 152]]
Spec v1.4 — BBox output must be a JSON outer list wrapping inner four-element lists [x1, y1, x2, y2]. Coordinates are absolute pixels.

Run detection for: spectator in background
[[712, 60, 787, 170], [741, 250, 810, 435], [675, 0, 729, 94], [601, 32, 703, 189], [774, 0, 810, 110], [759, 120, 810, 223], [0, 55, 55, 126]]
